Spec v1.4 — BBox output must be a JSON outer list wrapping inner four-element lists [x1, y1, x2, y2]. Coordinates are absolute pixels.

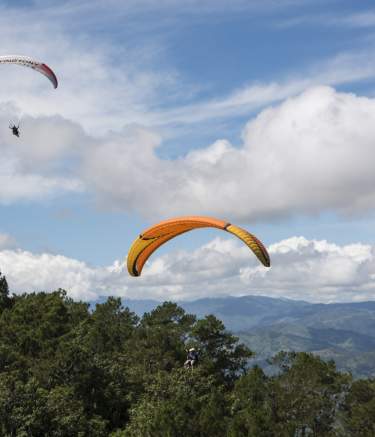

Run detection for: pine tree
[[0, 271, 12, 311]]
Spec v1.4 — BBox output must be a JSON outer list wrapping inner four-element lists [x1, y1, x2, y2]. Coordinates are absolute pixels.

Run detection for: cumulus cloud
[[0, 161, 82, 204], [3, 86, 375, 221], [0, 236, 374, 303], [81, 86, 375, 221], [0, 109, 84, 203], [0, 249, 105, 301]]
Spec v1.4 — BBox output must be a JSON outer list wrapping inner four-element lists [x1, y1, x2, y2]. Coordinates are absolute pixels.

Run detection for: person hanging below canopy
[[184, 347, 199, 369], [9, 123, 20, 137]]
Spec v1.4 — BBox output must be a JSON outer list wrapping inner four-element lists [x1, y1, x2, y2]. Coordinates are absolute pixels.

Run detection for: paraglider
[[0, 55, 58, 89], [1, 55, 58, 136], [126, 216, 270, 277], [184, 348, 199, 369], [9, 123, 20, 137]]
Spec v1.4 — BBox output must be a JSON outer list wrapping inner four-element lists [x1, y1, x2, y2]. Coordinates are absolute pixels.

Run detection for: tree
[[88, 297, 139, 355], [344, 379, 375, 436], [1, 288, 371, 436], [0, 374, 107, 436], [120, 368, 229, 437], [51, 297, 139, 430], [228, 366, 276, 436], [0, 272, 12, 312], [191, 315, 253, 384], [269, 352, 350, 436], [130, 302, 196, 374]]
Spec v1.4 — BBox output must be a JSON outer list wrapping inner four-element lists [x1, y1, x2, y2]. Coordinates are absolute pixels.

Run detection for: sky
[[1, 0, 375, 303]]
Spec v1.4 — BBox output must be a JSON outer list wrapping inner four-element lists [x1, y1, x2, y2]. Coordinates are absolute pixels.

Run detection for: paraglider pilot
[[9, 124, 20, 137], [184, 347, 198, 368]]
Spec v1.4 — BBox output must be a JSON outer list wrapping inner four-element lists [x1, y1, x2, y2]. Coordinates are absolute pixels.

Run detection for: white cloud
[[0, 0, 373, 138], [1, 2, 375, 218], [0, 249, 101, 301], [0, 235, 374, 303], [0, 157, 82, 204], [150, 48, 375, 128], [129, 236, 375, 303], [81, 86, 375, 221], [3, 85, 375, 221], [0, 109, 84, 203]]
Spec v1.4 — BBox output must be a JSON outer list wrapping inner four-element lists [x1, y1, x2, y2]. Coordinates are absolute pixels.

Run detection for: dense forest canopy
[[0, 272, 374, 436]]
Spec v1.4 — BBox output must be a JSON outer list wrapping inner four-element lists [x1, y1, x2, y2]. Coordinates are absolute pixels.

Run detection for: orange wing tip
[[225, 224, 271, 267]]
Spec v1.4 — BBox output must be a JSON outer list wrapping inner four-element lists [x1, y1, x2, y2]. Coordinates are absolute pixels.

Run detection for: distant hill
[[109, 295, 375, 378], [120, 295, 313, 330]]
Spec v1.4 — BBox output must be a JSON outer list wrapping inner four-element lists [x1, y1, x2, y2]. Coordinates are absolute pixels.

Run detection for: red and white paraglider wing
[[0, 55, 58, 88]]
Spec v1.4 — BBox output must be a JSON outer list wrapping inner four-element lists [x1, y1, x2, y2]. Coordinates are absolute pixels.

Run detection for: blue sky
[[1, 0, 375, 303]]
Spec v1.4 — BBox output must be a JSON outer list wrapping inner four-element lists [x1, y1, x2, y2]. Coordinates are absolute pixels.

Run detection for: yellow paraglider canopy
[[127, 216, 270, 277]]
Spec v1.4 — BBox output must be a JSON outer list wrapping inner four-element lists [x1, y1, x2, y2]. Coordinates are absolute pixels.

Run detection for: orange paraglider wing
[[127, 216, 270, 277]]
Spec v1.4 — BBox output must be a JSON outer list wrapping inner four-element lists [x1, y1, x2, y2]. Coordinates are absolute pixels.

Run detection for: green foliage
[[344, 379, 375, 436], [228, 366, 275, 436], [0, 374, 107, 436], [0, 274, 373, 435], [123, 368, 229, 437], [191, 315, 253, 384], [88, 297, 139, 355], [269, 352, 351, 436], [0, 271, 12, 312], [129, 302, 196, 373]]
